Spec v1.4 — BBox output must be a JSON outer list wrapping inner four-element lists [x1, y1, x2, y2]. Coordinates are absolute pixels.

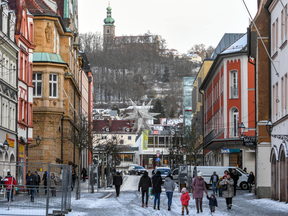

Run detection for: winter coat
[[138, 172, 151, 191], [36, 174, 41, 185], [210, 174, 219, 183], [50, 176, 57, 187], [181, 192, 190, 206], [3, 175, 17, 190], [219, 178, 234, 198], [113, 174, 123, 186], [72, 170, 77, 181], [207, 195, 218, 207], [248, 174, 255, 184], [163, 177, 175, 192], [27, 174, 38, 187], [81, 168, 87, 178], [230, 171, 239, 185], [42, 172, 47, 185], [152, 173, 162, 193], [216, 180, 222, 189], [192, 177, 207, 198]]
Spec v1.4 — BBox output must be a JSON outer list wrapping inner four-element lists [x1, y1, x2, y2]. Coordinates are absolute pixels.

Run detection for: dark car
[[130, 166, 146, 175]]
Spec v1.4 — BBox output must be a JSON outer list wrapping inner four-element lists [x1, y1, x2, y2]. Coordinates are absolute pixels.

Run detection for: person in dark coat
[[26, 171, 31, 195], [207, 194, 218, 213], [247, 171, 255, 193], [35, 171, 41, 193], [72, 168, 77, 191], [230, 169, 239, 196], [42, 171, 47, 195], [81, 168, 87, 182], [27, 172, 38, 202], [138, 171, 152, 207], [113, 171, 123, 197], [210, 171, 219, 195], [152, 171, 162, 210], [220, 173, 234, 210]]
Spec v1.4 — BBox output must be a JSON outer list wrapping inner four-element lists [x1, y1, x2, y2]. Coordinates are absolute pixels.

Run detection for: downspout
[[16, 50, 19, 166], [26, 57, 29, 159], [73, 88, 76, 164], [61, 115, 63, 162]]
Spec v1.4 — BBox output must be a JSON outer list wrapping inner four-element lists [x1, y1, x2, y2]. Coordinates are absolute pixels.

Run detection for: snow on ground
[[67, 175, 288, 216]]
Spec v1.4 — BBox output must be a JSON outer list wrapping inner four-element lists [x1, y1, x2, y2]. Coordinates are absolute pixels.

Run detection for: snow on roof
[[221, 34, 247, 55]]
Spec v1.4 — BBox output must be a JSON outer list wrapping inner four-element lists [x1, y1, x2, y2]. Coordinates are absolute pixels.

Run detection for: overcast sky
[[79, 0, 257, 54]]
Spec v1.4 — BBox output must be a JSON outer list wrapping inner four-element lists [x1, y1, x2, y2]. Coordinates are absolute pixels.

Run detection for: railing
[[230, 87, 238, 98]]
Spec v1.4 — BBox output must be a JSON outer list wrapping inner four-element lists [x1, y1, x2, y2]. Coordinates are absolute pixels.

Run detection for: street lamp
[[239, 122, 245, 138], [266, 119, 273, 136], [3, 139, 9, 151], [36, 136, 41, 145]]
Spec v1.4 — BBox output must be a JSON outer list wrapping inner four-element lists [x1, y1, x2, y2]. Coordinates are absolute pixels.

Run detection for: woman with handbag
[[152, 171, 162, 210], [220, 173, 234, 210]]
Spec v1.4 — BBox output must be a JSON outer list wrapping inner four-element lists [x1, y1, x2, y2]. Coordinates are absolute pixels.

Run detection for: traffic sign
[[156, 158, 160, 162], [156, 153, 160, 158]]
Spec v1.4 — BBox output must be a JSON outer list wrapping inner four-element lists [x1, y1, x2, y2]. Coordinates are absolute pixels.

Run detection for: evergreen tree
[[162, 66, 170, 82], [151, 99, 165, 124]]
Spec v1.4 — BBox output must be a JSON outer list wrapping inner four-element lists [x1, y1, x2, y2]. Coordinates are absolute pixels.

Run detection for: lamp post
[[3, 139, 9, 151], [266, 119, 273, 136], [36, 136, 42, 145], [239, 122, 245, 138]]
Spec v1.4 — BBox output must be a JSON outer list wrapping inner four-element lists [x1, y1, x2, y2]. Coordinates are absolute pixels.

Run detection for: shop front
[[141, 154, 169, 169]]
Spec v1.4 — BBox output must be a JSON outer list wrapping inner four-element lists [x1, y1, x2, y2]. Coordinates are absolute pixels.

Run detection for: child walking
[[217, 177, 223, 197], [207, 193, 218, 213], [180, 187, 190, 215]]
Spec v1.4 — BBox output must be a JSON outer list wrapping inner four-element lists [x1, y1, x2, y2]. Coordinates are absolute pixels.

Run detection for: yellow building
[[27, 1, 81, 166], [191, 59, 213, 163]]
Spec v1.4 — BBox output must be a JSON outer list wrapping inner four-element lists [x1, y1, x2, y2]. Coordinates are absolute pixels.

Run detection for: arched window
[[230, 70, 238, 98], [230, 108, 239, 137]]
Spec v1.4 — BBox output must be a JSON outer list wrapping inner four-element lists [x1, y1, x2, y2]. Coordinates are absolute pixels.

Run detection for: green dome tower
[[103, 3, 115, 48]]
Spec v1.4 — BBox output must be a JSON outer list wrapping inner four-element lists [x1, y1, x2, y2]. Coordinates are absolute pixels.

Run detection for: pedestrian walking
[[113, 171, 123, 197], [81, 168, 87, 182], [35, 171, 41, 193], [180, 187, 190, 215], [230, 169, 239, 196], [207, 193, 218, 213], [210, 171, 219, 195], [163, 173, 175, 211], [138, 171, 151, 207], [72, 168, 77, 191], [27, 171, 38, 202], [3, 172, 17, 202], [217, 177, 223, 197], [152, 171, 162, 210], [26, 171, 31, 195], [220, 173, 234, 210], [192, 172, 208, 213], [50, 173, 57, 197], [247, 171, 255, 193], [243, 167, 247, 173], [42, 171, 47, 195]]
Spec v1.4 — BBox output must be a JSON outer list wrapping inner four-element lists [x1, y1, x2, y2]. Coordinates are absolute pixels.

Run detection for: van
[[195, 166, 249, 190]]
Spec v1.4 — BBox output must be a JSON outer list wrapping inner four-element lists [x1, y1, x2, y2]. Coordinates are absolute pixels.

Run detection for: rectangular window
[[148, 137, 154, 148], [128, 136, 131, 140], [285, 74, 288, 113], [276, 18, 279, 49], [273, 22, 276, 52], [273, 85, 276, 120], [276, 82, 279, 118], [49, 74, 58, 98], [282, 77, 284, 114], [282, 10, 284, 42], [286, 5, 288, 38], [101, 136, 107, 140], [159, 137, 165, 146], [230, 71, 238, 98], [32, 73, 42, 97]]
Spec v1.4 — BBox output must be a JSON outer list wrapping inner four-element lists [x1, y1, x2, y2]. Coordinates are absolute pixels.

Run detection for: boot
[[197, 209, 199, 214], [182, 211, 184, 215], [142, 203, 144, 208], [145, 204, 148, 208], [229, 204, 232, 209], [187, 209, 189, 215], [158, 206, 160, 210], [168, 206, 171, 211], [153, 204, 156, 210], [227, 205, 230, 210], [200, 206, 203, 213]]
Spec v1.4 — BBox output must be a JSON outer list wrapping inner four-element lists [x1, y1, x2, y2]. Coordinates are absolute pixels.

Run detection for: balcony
[[230, 87, 238, 99]]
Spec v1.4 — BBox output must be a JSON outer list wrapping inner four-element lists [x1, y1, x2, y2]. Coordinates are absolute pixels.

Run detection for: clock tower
[[103, 4, 115, 48]]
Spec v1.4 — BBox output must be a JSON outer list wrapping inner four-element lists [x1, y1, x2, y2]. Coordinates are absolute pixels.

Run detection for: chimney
[[109, 117, 112, 127], [130, 120, 133, 126]]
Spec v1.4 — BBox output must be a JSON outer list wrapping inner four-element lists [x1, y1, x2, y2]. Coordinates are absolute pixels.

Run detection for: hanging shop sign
[[6, 133, 15, 148], [243, 136, 256, 146]]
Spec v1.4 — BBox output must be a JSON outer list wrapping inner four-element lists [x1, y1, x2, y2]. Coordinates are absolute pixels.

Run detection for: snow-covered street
[[67, 175, 288, 216]]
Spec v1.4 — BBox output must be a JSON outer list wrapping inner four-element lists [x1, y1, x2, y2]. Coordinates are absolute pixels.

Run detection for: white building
[[266, 0, 288, 203], [0, 1, 19, 177]]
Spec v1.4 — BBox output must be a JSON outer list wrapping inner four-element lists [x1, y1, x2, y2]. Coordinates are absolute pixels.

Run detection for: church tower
[[103, 4, 115, 48]]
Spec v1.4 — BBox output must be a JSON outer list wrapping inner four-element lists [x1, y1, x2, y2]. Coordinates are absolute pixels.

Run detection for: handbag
[[222, 184, 227, 191]]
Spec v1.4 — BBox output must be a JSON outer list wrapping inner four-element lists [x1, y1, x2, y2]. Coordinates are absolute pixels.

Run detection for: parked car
[[130, 166, 146, 175], [155, 167, 171, 183], [195, 166, 249, 190], [172, 166, 196, 184], [128, 164, 138, 175]]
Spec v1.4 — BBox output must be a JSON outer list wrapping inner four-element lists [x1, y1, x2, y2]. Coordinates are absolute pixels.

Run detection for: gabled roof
[[221, 34, 247, 54], [211, 33, 245, 59], [26, 0, 57, 15], [93, 120, 135, 133]]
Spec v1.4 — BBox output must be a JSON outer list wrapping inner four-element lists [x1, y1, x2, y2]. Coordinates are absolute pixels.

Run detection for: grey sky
[[79, 0, 257, 54]]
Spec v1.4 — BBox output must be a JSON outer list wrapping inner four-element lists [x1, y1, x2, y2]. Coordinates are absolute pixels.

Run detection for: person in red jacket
[[3, 172, 17, 202], [180, 187, 190, 215]]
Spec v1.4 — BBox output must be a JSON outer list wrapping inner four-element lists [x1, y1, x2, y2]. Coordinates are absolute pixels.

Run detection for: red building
[[200, 34, 256, 174], [10, 0, 35, 163]]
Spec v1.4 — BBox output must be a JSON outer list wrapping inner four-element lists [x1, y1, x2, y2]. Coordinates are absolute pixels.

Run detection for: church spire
[[104, 3, 115, 25]]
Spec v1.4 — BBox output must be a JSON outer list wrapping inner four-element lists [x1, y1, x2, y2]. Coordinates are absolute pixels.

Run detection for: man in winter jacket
[[209, 171, 219, 195], [27, 172, 38, 202], [113, 171, 123, 197], [230, 169, 239, 196], [3, 172, 17, 202], [152, 171, 162, 210], [163, 173, 175, 211], [138, 171, 151, 207]]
